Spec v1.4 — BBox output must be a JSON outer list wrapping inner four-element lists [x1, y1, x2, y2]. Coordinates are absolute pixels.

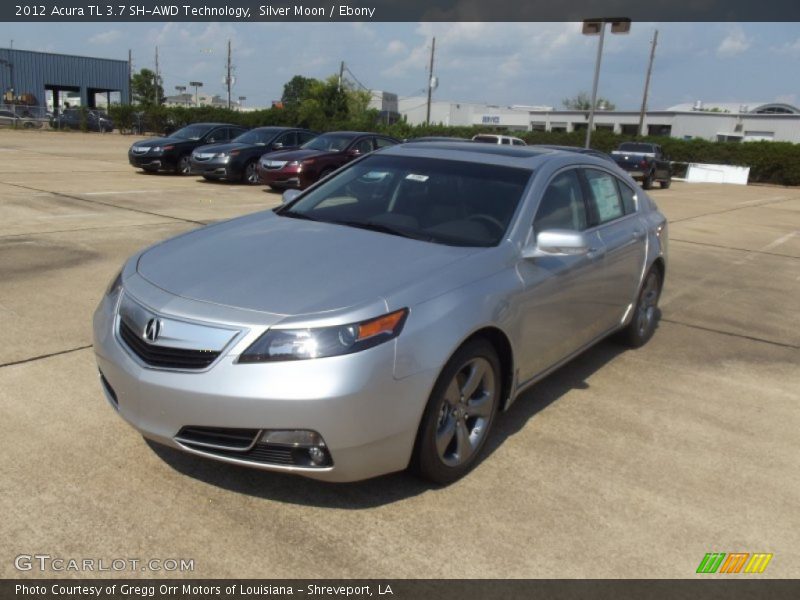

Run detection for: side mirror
[[347, 148, 362, 158], [282, 189, 301, 204], [522, 229, 592, 259], [272, 142, 284, 150]]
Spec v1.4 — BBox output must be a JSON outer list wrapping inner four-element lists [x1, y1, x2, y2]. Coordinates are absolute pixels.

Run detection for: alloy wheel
[[245, 162, 259, 184], [435, 357, 496, 467], [636, 271, 660, 337]]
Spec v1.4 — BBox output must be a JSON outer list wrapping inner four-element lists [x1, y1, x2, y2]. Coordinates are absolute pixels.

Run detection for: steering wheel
[[467, 214, 506, 236]]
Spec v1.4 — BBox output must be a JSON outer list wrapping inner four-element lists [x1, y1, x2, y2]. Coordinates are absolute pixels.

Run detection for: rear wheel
[[659, 177, 671, 189], [243, 160, 260, 184], [412, 339, 500, 485], [619, 267, 662, 348], [642, 171, 654, 190]]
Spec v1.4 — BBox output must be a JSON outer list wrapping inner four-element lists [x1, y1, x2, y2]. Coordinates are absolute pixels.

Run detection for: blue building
[[0, 47, 129, 112]]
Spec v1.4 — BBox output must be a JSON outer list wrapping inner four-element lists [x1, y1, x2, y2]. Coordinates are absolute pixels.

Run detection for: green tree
[[131, 68, 164, 106], [280, 75, 315, 109], [562, 92, 616, 111]]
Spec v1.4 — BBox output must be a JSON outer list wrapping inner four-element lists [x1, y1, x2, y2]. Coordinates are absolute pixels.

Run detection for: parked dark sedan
[[52, 109, 114, 132], [190, 127, 318, 184], [257, 131, 400, 190], [129, 123, 248, 174]]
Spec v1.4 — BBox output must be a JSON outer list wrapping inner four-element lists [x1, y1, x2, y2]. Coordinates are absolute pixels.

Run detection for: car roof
[[378, 141, 625, 171]]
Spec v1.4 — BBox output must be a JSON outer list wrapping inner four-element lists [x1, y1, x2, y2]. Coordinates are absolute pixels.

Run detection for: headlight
[[238, 308, 408, 363], [287, 160, 301, 167]]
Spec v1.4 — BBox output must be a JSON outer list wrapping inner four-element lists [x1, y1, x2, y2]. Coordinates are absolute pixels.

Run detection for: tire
[[176, 155, 191, 175], [618, 266, 662, 348], [412, 339, 501, 485], [659, 177, 671, 189], [242, 160, 260, 184], [642, 171, 654, 190], [202, 175, 216, 181]]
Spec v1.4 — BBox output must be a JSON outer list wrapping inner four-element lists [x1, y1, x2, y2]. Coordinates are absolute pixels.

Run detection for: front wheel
[[619, 267, 662, 348], [242, 160, 260, 184], [176, 155, 191, 175], [412, 339, 501, 485]]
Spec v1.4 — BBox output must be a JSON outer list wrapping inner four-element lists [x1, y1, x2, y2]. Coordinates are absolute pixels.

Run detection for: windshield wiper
[[331, 219, 434, 242]]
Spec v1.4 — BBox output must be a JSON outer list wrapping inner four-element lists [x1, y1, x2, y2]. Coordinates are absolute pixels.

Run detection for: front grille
[[262, 160, 287, 170], [119, 320, 220, 370], [174, 426, 331, 467]]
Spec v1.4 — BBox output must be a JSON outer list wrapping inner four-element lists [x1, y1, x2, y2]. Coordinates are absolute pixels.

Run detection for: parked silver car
[[93, 143, 667, 484]]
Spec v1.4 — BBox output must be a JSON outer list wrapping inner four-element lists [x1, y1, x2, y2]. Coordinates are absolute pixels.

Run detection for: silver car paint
[[93, 145, 667, 481]]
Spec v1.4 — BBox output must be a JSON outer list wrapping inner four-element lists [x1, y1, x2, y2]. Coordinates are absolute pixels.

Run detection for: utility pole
[[226, 39, 232, 109], [154, 45, 160, 105], [338, 61, 345, 91], [638, 29, 658, 138], [425, 37, 436, 125], [127, 49, 132, 104]]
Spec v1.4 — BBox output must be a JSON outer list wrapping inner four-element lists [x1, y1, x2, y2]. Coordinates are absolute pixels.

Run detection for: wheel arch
[[456, 326, 515, 412]]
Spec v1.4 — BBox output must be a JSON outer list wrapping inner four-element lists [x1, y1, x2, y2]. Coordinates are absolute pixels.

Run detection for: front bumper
[[257, 164, 302, 188], [92, 288, 435, 482], [191, 158, 239, 179], [129, 153, 175, 170]]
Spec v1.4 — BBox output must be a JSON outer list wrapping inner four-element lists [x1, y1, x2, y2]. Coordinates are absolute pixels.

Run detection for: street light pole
[[582, 18, 630, 149], [585, 23, 606, 149], [189, 81, 203, 107]]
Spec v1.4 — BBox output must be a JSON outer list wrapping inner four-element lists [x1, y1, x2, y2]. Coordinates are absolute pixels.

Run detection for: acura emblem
[[143, 318, 162, 343]]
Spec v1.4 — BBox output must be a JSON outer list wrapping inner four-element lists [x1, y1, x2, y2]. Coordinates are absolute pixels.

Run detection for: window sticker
[[588, 176, 623, 222], [405, 173, 429, 182]]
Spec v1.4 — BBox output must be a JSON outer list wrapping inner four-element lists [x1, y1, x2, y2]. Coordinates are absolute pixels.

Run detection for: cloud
[[88, 30, 123, 45], [385, 40, 408, 56], [772, 37, 800, 56], [717, 28, 751, 58]]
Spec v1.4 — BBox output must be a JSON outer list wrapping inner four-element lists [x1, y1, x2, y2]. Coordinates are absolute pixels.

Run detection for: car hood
[[136, 211, 478, 316], [194, 142, 262, 154], [262, 148, 332, 162]]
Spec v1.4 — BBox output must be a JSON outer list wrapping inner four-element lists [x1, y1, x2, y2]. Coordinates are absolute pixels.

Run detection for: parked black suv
[[190, 127, 317, 184], [128, 123, 248, 174]]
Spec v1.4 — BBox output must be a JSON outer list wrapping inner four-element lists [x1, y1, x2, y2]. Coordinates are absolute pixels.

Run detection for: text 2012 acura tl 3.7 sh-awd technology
[[94, 143, 667, 484]]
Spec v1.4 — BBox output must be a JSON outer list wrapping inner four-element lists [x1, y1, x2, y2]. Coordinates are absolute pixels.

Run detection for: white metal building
[[396, 97, 800, 142]]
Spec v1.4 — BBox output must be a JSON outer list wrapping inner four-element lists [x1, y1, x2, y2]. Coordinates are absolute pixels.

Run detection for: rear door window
[[583, 169, 625, 224]]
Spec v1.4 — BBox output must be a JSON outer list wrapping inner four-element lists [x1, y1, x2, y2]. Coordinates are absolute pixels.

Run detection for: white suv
[[472, 134, 527, 146]]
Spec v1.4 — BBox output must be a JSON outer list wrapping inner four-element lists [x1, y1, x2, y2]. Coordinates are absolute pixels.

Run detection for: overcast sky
[[0, 22, 798, 109]]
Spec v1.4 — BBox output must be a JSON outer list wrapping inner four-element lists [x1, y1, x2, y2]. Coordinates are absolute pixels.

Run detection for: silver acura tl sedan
[[93, 142, 667, 484]]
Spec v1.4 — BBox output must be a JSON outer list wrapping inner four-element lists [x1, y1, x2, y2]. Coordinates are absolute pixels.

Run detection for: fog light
[[308, 447, 327, 466], [260, 429, 324, 447]]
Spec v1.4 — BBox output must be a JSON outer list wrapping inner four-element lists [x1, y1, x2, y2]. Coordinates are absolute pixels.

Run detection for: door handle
[[587, 247, 604, 260], [632, 231, 644, 240]]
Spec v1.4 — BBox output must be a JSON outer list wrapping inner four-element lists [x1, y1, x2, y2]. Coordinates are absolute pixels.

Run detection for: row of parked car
[[127, 123, 672, 190], [128, 124, 402, 190]]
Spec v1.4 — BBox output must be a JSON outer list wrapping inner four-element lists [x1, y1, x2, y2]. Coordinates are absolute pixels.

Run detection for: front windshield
[[280, 155, 532, 247], [233, 128, 281, 145], [171, 124, 215, 140], [301, 134, 355, 152]]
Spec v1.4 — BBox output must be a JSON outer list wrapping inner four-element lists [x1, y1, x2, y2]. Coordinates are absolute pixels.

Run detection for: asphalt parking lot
[[1, 130, 798, 579]]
